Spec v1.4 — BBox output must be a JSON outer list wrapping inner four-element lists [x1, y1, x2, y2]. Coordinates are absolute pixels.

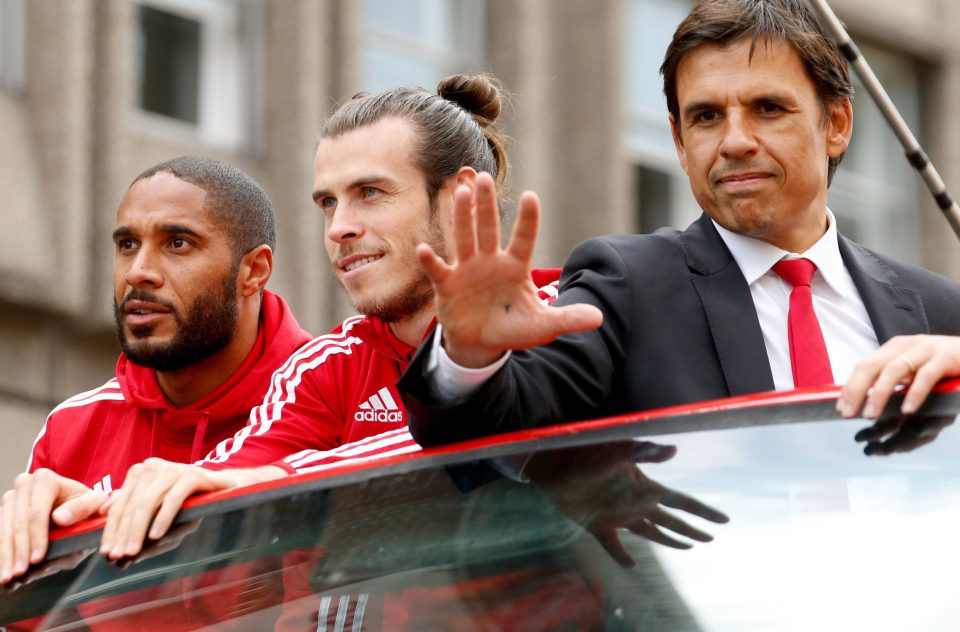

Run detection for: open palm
[[417, 173, 602, 368]]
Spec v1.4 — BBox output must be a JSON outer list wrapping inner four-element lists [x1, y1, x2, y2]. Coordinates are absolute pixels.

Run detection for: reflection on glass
[[4, 407, 960, 630]]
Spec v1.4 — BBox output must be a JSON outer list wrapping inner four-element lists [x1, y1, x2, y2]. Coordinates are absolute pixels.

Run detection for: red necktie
[[772, 258, 834, 387]]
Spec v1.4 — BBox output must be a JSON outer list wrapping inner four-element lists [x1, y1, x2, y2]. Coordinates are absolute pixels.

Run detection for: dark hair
[[661, 0, 853, 183], [131, 156, 277, 258], [320, 73, 508, 201]]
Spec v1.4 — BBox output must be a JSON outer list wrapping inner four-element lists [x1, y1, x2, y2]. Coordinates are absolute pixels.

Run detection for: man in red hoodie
[[0, 156, 312, 588]]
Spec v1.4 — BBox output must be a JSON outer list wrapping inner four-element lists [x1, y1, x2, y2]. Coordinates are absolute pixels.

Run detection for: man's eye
[[117, 239, 137, 252], [692, 111, 718, 124], [171, 238, 188, 249], [320, 197, 337, 210], [361, 187, 379, 198], [758, 102, 782, 114]]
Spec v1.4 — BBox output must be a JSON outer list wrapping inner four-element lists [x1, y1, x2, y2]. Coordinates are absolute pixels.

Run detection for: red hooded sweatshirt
[[18, 290, 311, 632], [28, 290, 312, 491]]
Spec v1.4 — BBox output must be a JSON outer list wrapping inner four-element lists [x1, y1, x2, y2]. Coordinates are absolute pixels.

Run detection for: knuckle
[[13, 473, 33, 490]]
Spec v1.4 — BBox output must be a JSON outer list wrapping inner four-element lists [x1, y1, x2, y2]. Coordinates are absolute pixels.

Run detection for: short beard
[[345, 210, 446, 323], [114, 265, 240, 372]]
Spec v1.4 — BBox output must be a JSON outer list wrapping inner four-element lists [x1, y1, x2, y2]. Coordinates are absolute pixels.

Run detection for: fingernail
[[863, 403, 878, 419], [30, 549, 42, 564], [12, 560, 25, 575], [53, 507, 72, 524], [837, 399, 853, 418], [902, 399, 918, 414]]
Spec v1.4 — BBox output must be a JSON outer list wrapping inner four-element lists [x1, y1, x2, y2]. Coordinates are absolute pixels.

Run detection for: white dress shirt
[[713, 209, 879, 390], [429, 210, 880, 399]]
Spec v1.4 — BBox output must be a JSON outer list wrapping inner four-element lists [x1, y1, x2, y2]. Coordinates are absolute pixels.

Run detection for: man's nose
[[719, 112, 759, 159], [326, 206, 365, 244], [124, 248, 163, 288]]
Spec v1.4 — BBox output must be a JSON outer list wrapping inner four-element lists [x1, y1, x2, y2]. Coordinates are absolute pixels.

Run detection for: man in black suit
[[398, 0, 960, 446]]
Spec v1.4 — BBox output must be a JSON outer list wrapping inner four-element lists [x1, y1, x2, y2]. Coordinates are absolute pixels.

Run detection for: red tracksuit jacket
[[21, 290, 312, 631]]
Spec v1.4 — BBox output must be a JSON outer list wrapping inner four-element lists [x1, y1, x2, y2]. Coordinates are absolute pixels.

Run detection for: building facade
[[0, 0, 958, 483]]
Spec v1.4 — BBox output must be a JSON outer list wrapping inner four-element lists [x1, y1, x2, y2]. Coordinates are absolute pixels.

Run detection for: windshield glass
[[3, 393, 958, 631]]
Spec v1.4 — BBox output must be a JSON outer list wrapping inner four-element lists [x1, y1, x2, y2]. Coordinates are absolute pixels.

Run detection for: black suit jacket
[[400, 214, 960, 446]]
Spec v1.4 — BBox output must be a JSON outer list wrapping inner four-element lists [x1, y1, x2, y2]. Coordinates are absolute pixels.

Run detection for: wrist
[[443, 337, 504, 369]]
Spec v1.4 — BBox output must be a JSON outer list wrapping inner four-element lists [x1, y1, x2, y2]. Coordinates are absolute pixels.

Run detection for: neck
[[388, 306, 435, 347], [156, 303, 261, 408]]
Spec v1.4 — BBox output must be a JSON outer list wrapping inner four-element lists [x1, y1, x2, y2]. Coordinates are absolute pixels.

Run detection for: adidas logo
[[354, 387, 404, 423]]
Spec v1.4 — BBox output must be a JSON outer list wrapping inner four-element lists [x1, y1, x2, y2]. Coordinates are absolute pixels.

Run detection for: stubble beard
[[113, 264, 241, 372], [342, 213, 446, 324]]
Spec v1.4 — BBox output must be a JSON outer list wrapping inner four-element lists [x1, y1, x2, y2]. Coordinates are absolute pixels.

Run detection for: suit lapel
[[680, 215, 776, 396], [839, 236, 929, 343]]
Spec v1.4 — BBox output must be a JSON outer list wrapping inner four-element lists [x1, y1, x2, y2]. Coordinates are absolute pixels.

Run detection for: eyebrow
[[682, 100, 719, 119], [111, 224, 205, 240], [312, 175, 393, 202]]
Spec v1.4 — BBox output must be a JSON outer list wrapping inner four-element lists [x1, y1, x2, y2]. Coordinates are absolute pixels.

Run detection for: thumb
[[543, 304, 603, 340], [629, 441, 677, 464]]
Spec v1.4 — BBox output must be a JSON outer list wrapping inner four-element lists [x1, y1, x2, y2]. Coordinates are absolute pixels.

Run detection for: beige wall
[[0, 0, 958, 485]]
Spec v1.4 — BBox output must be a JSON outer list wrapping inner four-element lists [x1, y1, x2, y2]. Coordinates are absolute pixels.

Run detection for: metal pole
[[808, 0, 960, 242]]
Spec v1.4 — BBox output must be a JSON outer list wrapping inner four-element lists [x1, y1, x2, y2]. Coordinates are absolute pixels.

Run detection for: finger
[[627, 520, 692, 549], [117, 471, 184, 558], [646, 507, 712, 542], [901, 355, 953, 414], [474, 172, 501, 254], [505, 191, 540, 264], [839, 349, 898, 418], [0, 491, 15, 583], [452, 185, 477, 261], [629, 441, 677, 464], [53, 490, 108, 527], [539, 304, 604, 342], [148, 472, 214, 541], [854, 417, 901, 443], [659, 491, 730, 524], [860, 362, 913, 420], [590, 528, 637, 568], [100, 465, 142, 558], [27, 475, 59, 565], [12, 475, 35, 575], [415, 243, 452, 285], [866, 415, 951, 455]]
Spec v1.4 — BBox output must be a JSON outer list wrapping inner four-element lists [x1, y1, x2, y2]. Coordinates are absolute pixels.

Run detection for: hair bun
[[438, 74, 502, 126]]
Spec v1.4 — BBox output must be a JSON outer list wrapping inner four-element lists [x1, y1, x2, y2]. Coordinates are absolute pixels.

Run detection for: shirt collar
[[711, 209, 845, 292]]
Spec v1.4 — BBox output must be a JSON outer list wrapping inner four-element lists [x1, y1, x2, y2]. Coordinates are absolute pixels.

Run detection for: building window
[[361, 0, 486, 93], [135, 0, 261, 149], [0, 0, 25, 91], [624, 0, 696, 233], [829, 43, 924, 263]]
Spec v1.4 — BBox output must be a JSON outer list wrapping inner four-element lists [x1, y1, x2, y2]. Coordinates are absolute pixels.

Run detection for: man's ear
[[826, 97, 853, 158], [454, 166, 478, 192], [670, 114, 689, 174], [238, 245, 273, 298]]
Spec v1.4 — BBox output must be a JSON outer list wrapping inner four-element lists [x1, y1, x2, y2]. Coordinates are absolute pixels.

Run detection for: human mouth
[[715, 171, 774, 188], [339, 254, 384, 273], [123, 300, 172, 327]]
